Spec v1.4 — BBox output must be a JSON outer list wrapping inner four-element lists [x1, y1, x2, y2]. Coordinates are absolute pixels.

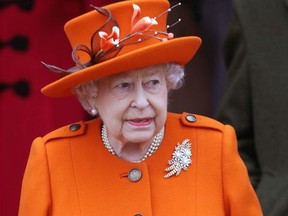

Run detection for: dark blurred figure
[[217, 0, 288, 215], [168, 0, 232, 116], [199, 0, 232, 114]]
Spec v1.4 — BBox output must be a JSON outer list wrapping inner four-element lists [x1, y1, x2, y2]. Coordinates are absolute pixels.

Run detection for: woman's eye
[[116, 82, 131, 89], [145, 80, 160, 88]]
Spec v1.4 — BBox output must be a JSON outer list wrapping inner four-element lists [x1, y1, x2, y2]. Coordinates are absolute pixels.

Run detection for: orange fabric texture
[[19, 113, 263, 215]]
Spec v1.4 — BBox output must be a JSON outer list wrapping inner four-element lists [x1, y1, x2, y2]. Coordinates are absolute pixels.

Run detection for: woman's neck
[[109, 137, 152, 162], [101, 124, 164, 162]]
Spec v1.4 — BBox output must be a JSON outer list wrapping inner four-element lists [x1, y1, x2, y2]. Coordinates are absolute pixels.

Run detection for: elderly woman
[[19, 0, 262, 215]]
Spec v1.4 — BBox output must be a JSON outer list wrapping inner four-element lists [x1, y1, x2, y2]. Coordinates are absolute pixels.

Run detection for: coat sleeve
[[216, 9, 261, 188], [18, 137, 51, 216], [222, 125, 262, 215]]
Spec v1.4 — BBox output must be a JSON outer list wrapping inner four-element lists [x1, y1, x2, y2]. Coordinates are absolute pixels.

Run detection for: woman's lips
[[126, 118, 153, 126]]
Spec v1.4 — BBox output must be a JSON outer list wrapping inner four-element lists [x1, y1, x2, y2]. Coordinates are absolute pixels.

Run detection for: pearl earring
[[91, 107, 97, 116]]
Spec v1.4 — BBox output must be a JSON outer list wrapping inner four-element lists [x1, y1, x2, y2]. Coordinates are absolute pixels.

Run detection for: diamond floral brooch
[[164, 139, 192, 179]]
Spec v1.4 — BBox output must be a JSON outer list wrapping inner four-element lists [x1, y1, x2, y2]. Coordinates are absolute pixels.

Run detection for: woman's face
[[95, 65, 168, 145]]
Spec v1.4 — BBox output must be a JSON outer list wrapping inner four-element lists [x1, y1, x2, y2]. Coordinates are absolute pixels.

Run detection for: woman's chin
[[123, 131, 154, 144]]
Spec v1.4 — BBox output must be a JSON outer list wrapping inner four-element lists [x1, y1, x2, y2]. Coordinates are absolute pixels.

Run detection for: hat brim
[[41, 36, 201, 97]]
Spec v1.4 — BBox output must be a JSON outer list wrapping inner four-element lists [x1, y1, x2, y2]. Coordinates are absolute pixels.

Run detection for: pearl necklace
[[101, 123, 164, 162]]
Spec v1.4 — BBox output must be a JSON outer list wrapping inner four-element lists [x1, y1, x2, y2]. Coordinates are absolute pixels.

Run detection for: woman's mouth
[[127, 118, 153, 126]]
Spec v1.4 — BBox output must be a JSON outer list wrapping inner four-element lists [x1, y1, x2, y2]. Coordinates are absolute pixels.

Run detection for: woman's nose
[[131, 86, 149, 109]]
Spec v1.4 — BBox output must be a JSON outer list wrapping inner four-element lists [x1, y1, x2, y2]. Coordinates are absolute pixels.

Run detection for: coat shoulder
[[168, 112, 225, 132], [42, 121, 86, 144], [41, 119, 100, 144]]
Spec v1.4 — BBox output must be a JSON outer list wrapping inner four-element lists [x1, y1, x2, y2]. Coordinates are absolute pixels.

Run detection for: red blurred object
[[0, 0, 117, 215]]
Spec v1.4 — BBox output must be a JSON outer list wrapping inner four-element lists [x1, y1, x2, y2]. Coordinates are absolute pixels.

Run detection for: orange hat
[[41, 0, 202, 97]]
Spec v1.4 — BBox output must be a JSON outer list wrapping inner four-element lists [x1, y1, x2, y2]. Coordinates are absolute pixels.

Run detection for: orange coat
[[19, 112, 262, 215]]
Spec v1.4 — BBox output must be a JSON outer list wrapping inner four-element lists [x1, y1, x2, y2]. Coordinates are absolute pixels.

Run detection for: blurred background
[[0, 0, 232, 215]]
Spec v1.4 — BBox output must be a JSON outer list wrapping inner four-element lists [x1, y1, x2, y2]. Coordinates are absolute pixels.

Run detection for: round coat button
[[185, 114, 197, 123], [134, 214, 143, 216], [128, 168, 142, 182], [69, 123, 81, 131]]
